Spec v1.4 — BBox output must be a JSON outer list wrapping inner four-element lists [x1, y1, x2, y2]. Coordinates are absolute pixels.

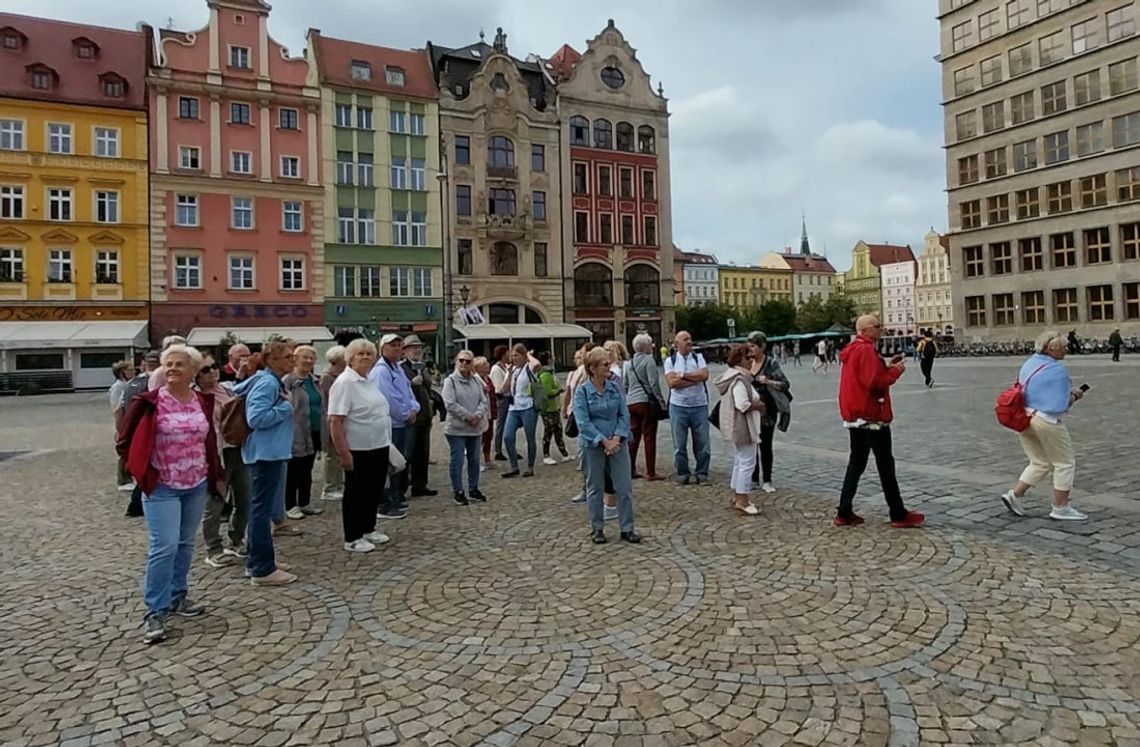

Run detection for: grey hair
[[161, 334, 187, 350], [325, 345, 346, 364], [345, 338, 377, 361], [631, 333, 654, 354], [293, 344, 317, 358], [747, 330, 768, 348], [160, 344, 204, 370], [1035, 330, 1066, 353], [456, 348, 475, 360]]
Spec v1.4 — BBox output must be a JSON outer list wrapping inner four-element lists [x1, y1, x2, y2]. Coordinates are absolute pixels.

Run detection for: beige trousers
[[322, 433, 344, 495], [1017, 415, 1075, 491]]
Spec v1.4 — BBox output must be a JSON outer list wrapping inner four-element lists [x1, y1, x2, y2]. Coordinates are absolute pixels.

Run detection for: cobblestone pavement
[[2, 356, 1139, 747]]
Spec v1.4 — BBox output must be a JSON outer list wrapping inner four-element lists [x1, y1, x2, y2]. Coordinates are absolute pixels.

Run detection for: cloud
[[814, 119, 941, 180], [671, 86, 783, 162]]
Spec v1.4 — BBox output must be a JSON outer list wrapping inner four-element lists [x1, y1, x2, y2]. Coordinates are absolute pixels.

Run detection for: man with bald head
[[220, 344, 252, 383], [665, 330, 711, 485], [834, 314, 924, 528]]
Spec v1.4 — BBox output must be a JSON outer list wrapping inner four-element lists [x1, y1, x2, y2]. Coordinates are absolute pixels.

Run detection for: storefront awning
[[186, 326, 335, 347], [455, 323, 594, 342], [0, 321, 149, 350]]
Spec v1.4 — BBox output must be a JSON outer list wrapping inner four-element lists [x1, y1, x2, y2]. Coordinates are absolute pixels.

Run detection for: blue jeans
[[142, 480, 209, 618], [504, 407, 538, 471], [582, 442, 635, 533], [446, 434, 481, 493], [669, 405, 711, 480], [247, 460, 286, 578]]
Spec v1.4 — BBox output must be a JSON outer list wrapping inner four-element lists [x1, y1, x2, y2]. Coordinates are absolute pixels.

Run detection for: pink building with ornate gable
[[148, 0, 328, 346]]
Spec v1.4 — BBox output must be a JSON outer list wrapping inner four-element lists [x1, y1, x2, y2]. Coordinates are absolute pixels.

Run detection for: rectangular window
[[283, 201, 303, 232], [982, 101, 1005, 133], [48, 123, 72, 154], [993, 293, 1016, 325], [573, 163, 589, 194], [357, 107, 373, 130], [1013, 139, 1038, 171], [455, 135, 470, 165], [1015, 187, 1040, 219], [1109, 58, 1139, 95], [335, 104, 352, 128], [388, 110, 406, 134], [362, 266, 381, 297], [488, 188, 516, 216], [531, 144, 545, 172], [175, 194, 198, 226], [1053, 287, 1079, 322], [390, 156, 406, 190], [1047, 180, 1073, 213], [1118, 166, 1140, 200], [987, 194, 1010, 224], [621, 215, 635, 245], [644, 216, 658, 246], [954, 66, 975, 96], [230, 102, 251, 125], [337, 207, 355, 244], [980, 55, 1003, 87], [1044, 130, 1069, 164], [410, 158, 426, 191], [1085, 226, 1111, 263], [336, 152, 354, 186], [173, 255, 201, 289], [413, 268, 432, 296], [1108, 4, 1136, 42], [599, 214, 613, 244], [231, 151, 252, 174], [47, 248, 72, 283], [278, 108, 299, 131], [642, 170, 657, 200], [1071, 17, 1100, 54], [348, 153, 369, 187], [0, 248, 25, 282], [991, 241, 1013, 274], [94, 127, 119, 158], [598, 165, 612, 196], [1009, 42, 1034, 76], [1113, 111, 1140, 146], [533, 191, 546, 221], [958, 155, 979, 184], [575, 212, 589, 243], [281, 156, 300, 179], [180, 146, 201, 170], [333, 266, 357, 297], [984, 147, 1007, 178], [979, 10, 1001, 41], [280, 258, 304, 290], [1074, 69, 1102, 105], [411, 212, 427, 246], [1020, 237, 1044, 271], [1022, 290, 1046, 325], [229, 45, 251, 69], [95, 190, 118, 223], [1007, 0, 1032, 30], [228, 256, 254, 290], [1126, 283, 1140, 319], [456, 185, 472, 216], [232, 197, 253, 229], [1088, 284, 1115, 320], [178, 96, 199, 119], [1010, 91, 1034, 125], [1039, 30, 1065, 65], [389, 267, 431, 297], [1123, 222, 1140, 259], [0, 120, 24, 150], [47, 187, 72, 221], [351, 209, 373, 245], [1, 185, 25, 219], [391, 210, 409, 246], [952, 21, 973, 52], [1041, 80, 1067, 114], [1080, 174, 1108, 208], [619, 167, 634, 198], [960, 200, 982, 229], [966, 295, 987, 327], [964, 245, 985, 277], [1051, 231, 1077, 267], [534, 242, 548, 277], [458, 239, 473, 275], [1076, 122, 1105, 156], [956, 111, 977, 141]]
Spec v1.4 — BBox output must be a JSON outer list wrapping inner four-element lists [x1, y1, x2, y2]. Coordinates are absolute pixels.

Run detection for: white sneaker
[[321, 491, 343, 502], [562, 454, 576, 463], [480, 464, 490, 472], [1049, 504, 1088, 521], [117, 482, 136, 492], [1000, 490, 1026, 517], [344, 539, 376, 553], [285, 507, 305, 520], [571, 491, 585, 503], [543, 457, 558, 466], [761, 482, 776, 494], [604, 505, 618, 521], [364, 531, 390, 545]]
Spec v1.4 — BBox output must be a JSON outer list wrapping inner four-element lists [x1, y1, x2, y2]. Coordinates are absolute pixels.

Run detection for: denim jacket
[[573, 378, 632, 449], [235, 369, 294, 464]]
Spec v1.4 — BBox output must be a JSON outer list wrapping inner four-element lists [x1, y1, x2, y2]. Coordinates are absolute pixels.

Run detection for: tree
[[752, 300, 797, 337], [823, 293, 857, 329], [675, 303, 734, 341], [796, 296, 829, 333]]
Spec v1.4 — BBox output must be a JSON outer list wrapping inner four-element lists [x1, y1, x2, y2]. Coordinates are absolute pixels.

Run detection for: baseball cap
[[380, 333, 403, 347]]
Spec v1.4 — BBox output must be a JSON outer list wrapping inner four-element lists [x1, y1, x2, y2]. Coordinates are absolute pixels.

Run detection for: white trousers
[[730, 444, 757, 494], [1017, 415, 1075, 491]]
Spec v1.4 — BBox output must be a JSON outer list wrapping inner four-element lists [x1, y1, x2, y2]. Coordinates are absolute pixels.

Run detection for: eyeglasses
[[457, 358, 474, 364], [199, 365, 216, 374]]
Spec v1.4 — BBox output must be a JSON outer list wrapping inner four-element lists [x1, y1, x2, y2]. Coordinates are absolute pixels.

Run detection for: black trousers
[[410, 423, 432, 491], [343, 447, 389, 542], [1112, 344, 1122, 362], [920, 358, 934, 385], [837, 426, 908, 522], [750, 421, 777, 484], [285, 431, 320, 509]]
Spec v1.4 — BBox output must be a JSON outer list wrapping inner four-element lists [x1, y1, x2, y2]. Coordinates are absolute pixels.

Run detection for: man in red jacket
[[834, 315, 925, 528]]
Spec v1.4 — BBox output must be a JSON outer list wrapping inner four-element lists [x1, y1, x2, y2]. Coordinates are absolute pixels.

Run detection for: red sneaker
[[890, 511, 925, 529], [833, 514, 865, 527]]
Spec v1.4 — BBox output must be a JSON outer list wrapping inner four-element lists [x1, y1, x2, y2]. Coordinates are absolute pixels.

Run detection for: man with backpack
[[664, 331, 711, 485], [917, 330, 938, 387]]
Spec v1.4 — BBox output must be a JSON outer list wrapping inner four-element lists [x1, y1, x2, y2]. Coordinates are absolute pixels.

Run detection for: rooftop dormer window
[[72, 37, 99, 59], [27, 64, 57, 91], [1, 27, 26, 50], [350, 60, 371, 81], [384, 66, 405, 86], [100, 72, 126, 98]]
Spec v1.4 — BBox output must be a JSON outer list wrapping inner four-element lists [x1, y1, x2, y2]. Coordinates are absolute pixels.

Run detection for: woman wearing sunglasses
[[442, 349, 491, 505]]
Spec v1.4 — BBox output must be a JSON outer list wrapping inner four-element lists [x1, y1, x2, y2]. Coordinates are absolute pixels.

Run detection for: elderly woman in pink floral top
[[118, 344, 223, 645]]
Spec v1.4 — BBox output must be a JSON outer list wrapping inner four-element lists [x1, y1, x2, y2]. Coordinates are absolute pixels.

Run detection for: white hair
[[456, 348, 475, 360], [1035, 330, 1066, 354], [293, 344, 317, 358], [325, 345, 346, 364], [345, 338, 377, 361], [631, 333, 654, 354], [160, 344, 204, 370], [161, 334, 187, 350]]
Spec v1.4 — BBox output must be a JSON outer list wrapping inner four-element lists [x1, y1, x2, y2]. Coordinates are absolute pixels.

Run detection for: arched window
[[486, 303, 544, 324], [624, 264, 660, 307], [487, 136, 514, 168], [490, 242, 518, 276], [615, 122, 634, 152], [574, 263, 613, 307], [593, 119, 613, 149], [637, 125, 656, 155], [569, 116, 589, 146]]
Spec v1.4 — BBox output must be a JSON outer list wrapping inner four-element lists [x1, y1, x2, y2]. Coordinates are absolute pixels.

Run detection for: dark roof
[[782, 254, 837, 274], [427, 32, 552, 111], [309, 31, 436, 100], [866, 243, 915, 266], [683, 251, 718, 264], [0, 12, 149, 110]]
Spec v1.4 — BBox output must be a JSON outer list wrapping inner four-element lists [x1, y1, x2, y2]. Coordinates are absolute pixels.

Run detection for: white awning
[[0, 320, 149, 350], [455, 323, 594, 341], [186, 326, 335, 347]]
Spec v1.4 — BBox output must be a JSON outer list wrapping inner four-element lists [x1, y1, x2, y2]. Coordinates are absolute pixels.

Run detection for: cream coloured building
[[939, 0, 1140, 341], [916, 229, 955, 334]]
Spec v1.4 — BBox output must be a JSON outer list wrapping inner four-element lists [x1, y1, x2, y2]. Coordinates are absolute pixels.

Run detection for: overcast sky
[[10, 0, 946, 271]]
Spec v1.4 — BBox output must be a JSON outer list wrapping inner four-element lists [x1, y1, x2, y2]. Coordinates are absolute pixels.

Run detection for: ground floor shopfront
[[326, 298, 442, 359], [151, 302, 333, 358]]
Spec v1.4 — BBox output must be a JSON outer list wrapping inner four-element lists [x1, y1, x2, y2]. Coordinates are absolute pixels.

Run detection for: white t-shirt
[[509, 365, 535, 411], [328, 368, 393, 451], [817, 340, 827, 356], [664, 351, 708, 409], [490, 363, 511, 395]]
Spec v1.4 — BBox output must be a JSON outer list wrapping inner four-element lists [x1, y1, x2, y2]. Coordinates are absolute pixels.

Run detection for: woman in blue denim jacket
[[573, 348, 641, 545]]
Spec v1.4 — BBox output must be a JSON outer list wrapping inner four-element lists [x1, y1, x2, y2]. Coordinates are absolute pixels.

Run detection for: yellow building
[[844, 241, 910, 318], [718, 263, 793, 311], [0, 15, 151, 388]]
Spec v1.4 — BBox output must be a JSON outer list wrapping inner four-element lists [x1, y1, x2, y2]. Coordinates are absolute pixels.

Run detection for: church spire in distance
[[800, 211, 811, 256]]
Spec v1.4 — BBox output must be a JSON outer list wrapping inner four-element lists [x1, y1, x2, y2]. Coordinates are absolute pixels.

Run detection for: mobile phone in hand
[[890, 355, 904, 364], [1079, 383, 1090, 392]]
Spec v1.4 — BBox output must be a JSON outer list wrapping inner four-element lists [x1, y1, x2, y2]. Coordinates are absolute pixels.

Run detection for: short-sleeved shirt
[[490, 363, 511, 395], [109, 380, 127, 412], [151, 388, 209, 490], [509, 366, 535, 411], [664, 351, 708, 409], [328, 368, 392, 451]]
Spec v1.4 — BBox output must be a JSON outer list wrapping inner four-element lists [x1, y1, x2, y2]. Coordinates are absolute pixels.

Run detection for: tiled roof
[[0, 12, 148, 110], [866, 243, 915, 266], [683, 251, 718, 264], [310, 31, 436, 100], [546, 44, 581, 81], [782, 254, 837, 274]]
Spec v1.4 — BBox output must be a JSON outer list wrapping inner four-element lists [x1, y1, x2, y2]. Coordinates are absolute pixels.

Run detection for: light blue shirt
[[368, 356, 420, 425], [1019, 353, 1071, 417], [573, 379, 632, 448], [235, 369, 294, 464], [664, 351, 708, 409]]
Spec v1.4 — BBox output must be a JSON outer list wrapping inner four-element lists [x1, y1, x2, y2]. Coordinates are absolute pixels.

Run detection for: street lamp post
[[437, 141, 452, 361]]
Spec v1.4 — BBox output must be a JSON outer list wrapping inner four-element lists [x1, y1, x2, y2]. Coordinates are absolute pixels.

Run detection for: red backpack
[[994, 364, 1047, 432]]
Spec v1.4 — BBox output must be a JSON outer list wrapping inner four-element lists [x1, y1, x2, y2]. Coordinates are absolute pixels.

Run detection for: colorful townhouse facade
[[0, 14, 152, 387], [880, 248, 917, 336], [916, 229, 954, 335], [680, 249, 719, 306], [147, 0, 328, 348], [718, 263, 793, 311], [845, 241, 913, 318], [307, 32, 443, 345]]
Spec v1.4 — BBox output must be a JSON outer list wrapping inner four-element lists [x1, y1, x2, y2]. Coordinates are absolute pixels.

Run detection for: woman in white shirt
[[328, 339, 394, 553], [502, 343, 541, 478]]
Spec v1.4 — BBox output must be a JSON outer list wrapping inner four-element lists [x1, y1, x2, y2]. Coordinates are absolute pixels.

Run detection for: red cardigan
[[116, 388, 223, 496]]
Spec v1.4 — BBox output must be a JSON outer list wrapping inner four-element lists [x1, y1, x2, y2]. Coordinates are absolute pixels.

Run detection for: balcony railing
[[486, 165, 518, 180]]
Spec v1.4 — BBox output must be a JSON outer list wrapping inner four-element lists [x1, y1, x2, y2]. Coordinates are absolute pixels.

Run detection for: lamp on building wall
[[460, 284, 470, 304]]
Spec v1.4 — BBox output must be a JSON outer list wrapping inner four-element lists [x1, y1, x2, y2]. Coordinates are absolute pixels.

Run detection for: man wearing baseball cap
[[368, 334, 418, 519], [399, 335, 438, 498]]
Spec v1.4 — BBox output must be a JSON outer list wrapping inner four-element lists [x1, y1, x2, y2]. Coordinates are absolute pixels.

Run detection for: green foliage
[[675, 303, 735, 341], [676, 292, 858, 343]]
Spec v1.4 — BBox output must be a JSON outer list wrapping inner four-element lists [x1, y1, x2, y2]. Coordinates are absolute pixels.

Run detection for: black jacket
[[400, 359, 435, 428]]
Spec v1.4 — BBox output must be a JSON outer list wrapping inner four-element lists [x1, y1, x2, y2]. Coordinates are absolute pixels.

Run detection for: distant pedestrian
[[119, 350, 161, 517], [473, 357, 496, 470], [490, 345, 512, 462], [812, 338, 829, 374], [1067, 330, 1082, 355], [195, 355, 250, 570], [918, 330, 938, 387], [714, 345, 764, 516], [834, 315, 925, 529], [109, 360, 134, 491], [442, 349, 490, 505], [665, 331, 711, 485], [624, 333, 666, 481], [792, 342, 802, 367], [219, 343, 252, 383], [1109, 328, 1123, 362], [318, 346, 347, 501], [282, 346, 324, 520], [536, 351, 571, 465]]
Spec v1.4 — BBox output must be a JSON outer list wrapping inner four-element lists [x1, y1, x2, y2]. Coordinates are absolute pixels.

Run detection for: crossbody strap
[[629, 358, 663, 408], [1019, 363, 1049, 387]]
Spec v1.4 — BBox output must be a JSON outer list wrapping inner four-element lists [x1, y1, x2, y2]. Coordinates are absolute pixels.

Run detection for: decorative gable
[[0, 226, 31, 243], [40, 228, 78, 244], [89, 230, 125, 245]]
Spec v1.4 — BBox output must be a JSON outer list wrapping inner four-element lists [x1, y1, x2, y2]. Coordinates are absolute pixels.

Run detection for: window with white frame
[[1076, 121, 1105, 156], [283, 201, 303, 232], [228, 255, 255, 289], [389, 267, 433, 297], [361, 266, 381, 296], [175, 194, 198, 226], [385, 66, 404, 86], [980, 56, 1003, 86], [410, 112, 425, 136], [1009, 43, 1033, 76], [232, 197, 254, 229], [179, 145, 201, 170], [336, 151, 354, 185], [0, 186, 24, 219], [333, 266, 357, 296], [335, 104, 352, 128], [229, 45, 251, 69], [0, 248, 23, 282], [47, 188, 72, 221], [1108, 4, 1136, 42], [0, 120, 25, 150], [392, 210, 410, 246], [337, 207, 355, 244], [173, 254, 201, 289], [95, 191, 119, 223], [48, 123, 72, 154], [281, 156, 300, 179], [1071, 17, 1100, 54], [390, 156, 407, 189], [979, 9, 1001, 41], [94, 127, 119, 158], [280, 257, 304, 290], [357, 153, 374, 186], [1113, 111, 1140, 146], [356, 106, 373, 130], [357, 209, 376, 244], [95, 250, 119, 284], [47, 248, 72, 282], [389, 110, 406, 133], [954, 67, 975, 96], [411, 211, 427, 246], [952, 21, 973, 52], [231, 151, 252, 174], [1110, 58, 1138, 95], [351, 60, 372, 81], [410, 158, 425, 190]]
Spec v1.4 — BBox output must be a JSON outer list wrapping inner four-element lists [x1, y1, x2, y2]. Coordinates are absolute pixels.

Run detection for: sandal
[[732, 501, 759, 516]]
